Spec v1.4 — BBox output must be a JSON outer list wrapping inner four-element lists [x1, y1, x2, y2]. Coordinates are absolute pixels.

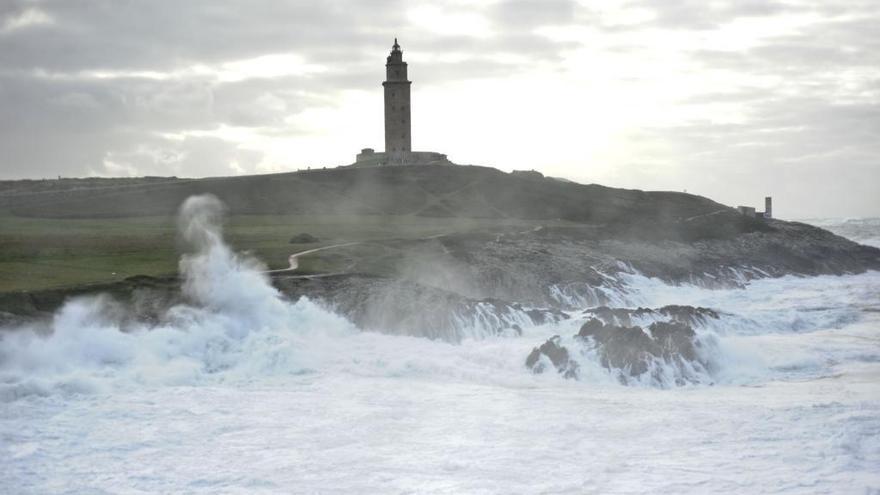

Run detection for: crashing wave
[[0, 195, 359, 401]]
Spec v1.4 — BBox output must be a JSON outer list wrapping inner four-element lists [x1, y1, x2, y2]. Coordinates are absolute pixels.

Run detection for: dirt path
[[266, 242, 362, 273], [265, 230, 459, 276]]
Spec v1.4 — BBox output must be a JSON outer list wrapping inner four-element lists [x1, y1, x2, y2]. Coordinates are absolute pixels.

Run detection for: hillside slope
[[6, 165, 775, 242], [1, 165, 878, 337]]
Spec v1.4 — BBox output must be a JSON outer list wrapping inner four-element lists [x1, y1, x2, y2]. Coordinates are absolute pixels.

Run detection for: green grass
[[0, 210, 542, 292], [0, 212, 176, 291]]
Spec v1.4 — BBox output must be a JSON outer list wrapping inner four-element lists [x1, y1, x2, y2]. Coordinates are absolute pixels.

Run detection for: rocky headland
[[1, 165, 878, 383]]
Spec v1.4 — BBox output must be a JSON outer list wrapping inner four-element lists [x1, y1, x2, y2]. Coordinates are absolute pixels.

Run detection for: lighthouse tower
[[352, 39, 450, 167], [383, 38, 412, 153]]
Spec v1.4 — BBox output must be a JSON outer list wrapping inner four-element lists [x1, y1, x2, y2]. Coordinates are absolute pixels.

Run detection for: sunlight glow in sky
[[0, 0, 878, 217]]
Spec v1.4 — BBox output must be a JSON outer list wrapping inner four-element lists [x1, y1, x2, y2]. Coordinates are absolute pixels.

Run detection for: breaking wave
[[0, 198, 878, 400], [0, 196, 358, 400], [3, 206, 878, 493]]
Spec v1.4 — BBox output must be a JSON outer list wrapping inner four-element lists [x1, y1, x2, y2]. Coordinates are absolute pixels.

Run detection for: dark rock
[[272, 274, 564, 342], [577, 317, 606, 337], [577, 318, 657, 376], [525, 335, 579, 378], [583, 305, 720, 328], [572, 317, 709, 383], [523, 306, 568, 325], [0, 275, 181, 329], [581, 307, 641, 326], [648, 321, 698, 362], [289, 233, 320, 244], [510, 170, 545, 180], [657, 305, 719, 324]]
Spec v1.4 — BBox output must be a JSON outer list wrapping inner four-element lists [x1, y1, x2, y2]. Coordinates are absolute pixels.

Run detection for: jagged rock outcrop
[[526, 317, 714, 385], [582, 305, 720, 328], [525, 335, 578, 378], [273, 274, 567, 342], [359, 216, 880, 309], [577, 318, 704, 377]]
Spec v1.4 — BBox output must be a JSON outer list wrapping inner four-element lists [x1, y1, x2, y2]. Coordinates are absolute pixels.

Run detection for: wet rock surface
[[273, 274, 567, 342], [582, 305, 720, 328], [525, 336, 579, 378], [0, 275, 183, 329], [577, 319, 703, 376], [340, 216, 880, 311], [527, 316, 713, 385]]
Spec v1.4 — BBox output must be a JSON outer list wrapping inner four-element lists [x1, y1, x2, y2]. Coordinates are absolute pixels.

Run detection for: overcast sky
[[1, 0, 878, 218]]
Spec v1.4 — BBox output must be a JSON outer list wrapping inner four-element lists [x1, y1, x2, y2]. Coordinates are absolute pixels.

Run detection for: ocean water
[[801, 217, 880, 249], [1, 202, 878, 494]]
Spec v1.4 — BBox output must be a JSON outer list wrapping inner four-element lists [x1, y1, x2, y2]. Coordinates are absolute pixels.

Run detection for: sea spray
[[2, 214, 878, 492], [176, 195, 289, 335], [0, 195, 357, 400], [1, 200, 877, 401]]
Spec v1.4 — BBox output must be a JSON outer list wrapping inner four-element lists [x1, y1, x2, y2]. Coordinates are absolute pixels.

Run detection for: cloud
[[99, 135, 264, 178], [617, 0, 800, 30], [490, 0, 576, 29], [609, 97, 880, 217], [0, 0, 877, 216], [0, 0, 399, 72], [1, 6, 54, 33]]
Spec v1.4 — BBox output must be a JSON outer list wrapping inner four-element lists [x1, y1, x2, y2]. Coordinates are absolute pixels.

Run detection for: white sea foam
[[1, 208, 879, 493], [0, 195, 359, 400]]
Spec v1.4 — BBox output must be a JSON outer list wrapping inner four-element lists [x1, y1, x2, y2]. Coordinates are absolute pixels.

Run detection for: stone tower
[[383, 38, 412, 153]]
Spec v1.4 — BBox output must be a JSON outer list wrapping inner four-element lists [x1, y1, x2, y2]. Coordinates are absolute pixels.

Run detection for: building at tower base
[[354, 148, 451, 167], [737, 196, 773, 219]]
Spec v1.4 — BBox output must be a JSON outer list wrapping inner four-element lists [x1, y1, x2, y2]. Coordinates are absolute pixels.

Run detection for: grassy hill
[[7, 165, 724, 222], [0, 165, 768, 292]]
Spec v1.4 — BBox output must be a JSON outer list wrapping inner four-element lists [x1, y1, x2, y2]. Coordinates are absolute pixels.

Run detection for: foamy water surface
[[1, 204, 878, 493]]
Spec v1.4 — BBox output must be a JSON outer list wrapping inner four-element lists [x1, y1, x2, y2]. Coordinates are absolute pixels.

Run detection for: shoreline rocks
[[526, 316, 715, 386]]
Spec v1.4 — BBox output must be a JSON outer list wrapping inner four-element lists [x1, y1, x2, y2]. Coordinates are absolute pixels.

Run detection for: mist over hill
[[2, 164, 878, 339]]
